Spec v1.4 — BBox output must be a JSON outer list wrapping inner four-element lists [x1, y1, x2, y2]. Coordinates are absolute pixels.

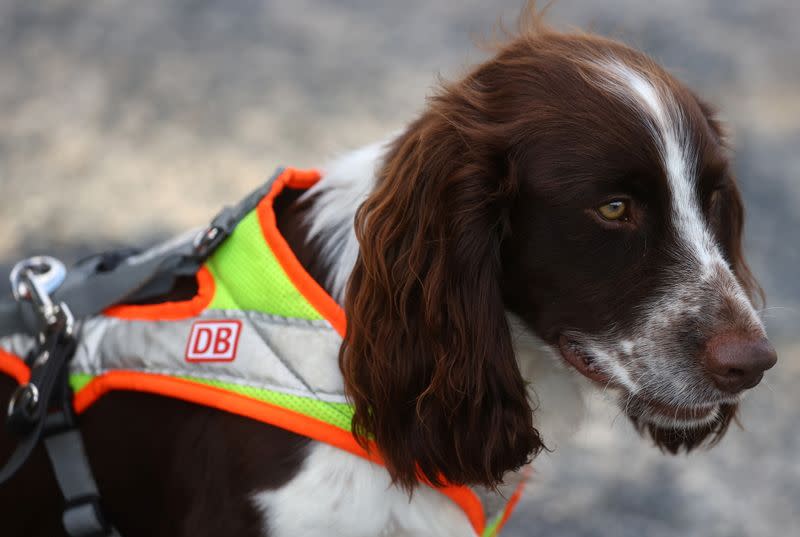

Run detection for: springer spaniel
[[0, 16, 777, 537]]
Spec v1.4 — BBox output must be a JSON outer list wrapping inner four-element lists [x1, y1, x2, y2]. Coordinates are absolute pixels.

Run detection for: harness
[[0, 167, 526, 537]]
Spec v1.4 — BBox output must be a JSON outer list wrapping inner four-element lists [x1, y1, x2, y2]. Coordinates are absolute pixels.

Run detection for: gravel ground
[[0, 1, 798, 536]]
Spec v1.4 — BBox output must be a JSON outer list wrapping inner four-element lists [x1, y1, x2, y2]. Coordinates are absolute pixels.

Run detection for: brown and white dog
[[0, 14, 777, 537]]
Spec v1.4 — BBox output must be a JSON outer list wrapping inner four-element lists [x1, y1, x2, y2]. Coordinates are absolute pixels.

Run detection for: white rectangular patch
[[185, 320, 242, 362]]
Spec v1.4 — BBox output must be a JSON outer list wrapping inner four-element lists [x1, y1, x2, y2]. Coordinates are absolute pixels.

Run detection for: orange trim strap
[[258, 168, 348, 337]]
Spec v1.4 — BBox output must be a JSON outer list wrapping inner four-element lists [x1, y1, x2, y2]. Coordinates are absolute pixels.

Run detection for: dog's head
[[340, 26, 776, 489]]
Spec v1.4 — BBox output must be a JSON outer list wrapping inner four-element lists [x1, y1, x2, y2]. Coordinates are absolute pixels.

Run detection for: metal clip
[[193, 205, 238, 258], [193, 225, 224, 257], [10, 256, 66, 301], [9, 256, 71, 331], [7, 383, 39, 421]]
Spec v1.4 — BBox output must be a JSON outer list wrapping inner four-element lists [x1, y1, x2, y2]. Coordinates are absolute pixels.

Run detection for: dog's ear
[[340, 97, 542, 490]]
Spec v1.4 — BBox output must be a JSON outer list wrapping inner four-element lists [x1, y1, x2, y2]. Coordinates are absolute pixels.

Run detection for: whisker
[[756, 306, 796, 313]]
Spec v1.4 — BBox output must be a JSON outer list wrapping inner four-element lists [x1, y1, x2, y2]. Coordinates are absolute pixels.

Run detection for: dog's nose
[[704, 333, 777, 393]]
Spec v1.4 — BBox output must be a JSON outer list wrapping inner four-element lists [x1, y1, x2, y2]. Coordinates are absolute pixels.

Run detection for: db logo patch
[[185, 320, 242, 362]]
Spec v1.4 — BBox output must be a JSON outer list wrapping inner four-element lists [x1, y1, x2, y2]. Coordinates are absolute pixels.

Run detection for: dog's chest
[[254, 442, 486, 537]]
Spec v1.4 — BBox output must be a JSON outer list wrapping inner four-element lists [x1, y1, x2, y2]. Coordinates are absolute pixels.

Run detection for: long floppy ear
[[340, 99, 542, 490]]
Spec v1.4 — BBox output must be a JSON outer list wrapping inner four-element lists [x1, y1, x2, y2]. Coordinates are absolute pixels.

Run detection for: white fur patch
[[301, 140, 389, 304], [253, 442, 475, 537], [508, 314, 589, 449]]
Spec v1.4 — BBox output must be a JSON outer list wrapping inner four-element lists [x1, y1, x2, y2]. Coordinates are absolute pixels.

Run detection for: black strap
[[44, 414, 122, 537], [0, 246, 195, 339], [0, 322, 120, 536]]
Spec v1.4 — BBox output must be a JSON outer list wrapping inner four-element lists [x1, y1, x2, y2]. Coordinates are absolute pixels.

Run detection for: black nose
[[704, 333, 777, 394]]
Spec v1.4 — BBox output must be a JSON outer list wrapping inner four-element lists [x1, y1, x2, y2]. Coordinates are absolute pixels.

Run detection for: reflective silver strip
[[73, 309, 347, 403]]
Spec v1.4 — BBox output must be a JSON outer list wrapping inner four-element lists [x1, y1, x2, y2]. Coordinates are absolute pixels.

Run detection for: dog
[[0, 13, 777, 537]]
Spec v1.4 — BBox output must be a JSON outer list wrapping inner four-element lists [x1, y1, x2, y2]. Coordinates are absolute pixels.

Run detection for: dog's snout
[[703, 333, 777, 393]]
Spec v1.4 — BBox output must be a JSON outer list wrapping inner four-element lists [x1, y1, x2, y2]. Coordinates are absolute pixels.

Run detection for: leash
[[2, 257, 75, 483], [0, 258, 121, 536], [0, 169, 283, 536]]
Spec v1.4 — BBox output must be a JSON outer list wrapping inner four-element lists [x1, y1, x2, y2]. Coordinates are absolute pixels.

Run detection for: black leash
[[0, 264, 121, 536], [0, 304, 75, 483]]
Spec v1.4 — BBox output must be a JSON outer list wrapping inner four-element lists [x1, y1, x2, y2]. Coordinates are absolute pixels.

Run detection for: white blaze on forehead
[[592, 60, 724, 275]]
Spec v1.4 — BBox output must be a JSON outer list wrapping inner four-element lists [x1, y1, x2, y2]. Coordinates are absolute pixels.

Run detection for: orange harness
[[0, 168, 526, 536]]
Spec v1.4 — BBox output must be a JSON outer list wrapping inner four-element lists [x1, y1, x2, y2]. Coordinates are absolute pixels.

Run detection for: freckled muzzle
[[555, 259, 777, 426]]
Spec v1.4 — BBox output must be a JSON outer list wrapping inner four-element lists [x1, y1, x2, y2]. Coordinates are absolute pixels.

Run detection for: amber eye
[[597, 199, 629, 221]]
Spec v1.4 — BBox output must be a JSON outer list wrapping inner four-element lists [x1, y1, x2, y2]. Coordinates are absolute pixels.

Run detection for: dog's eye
[[597, 200, 629, 221]]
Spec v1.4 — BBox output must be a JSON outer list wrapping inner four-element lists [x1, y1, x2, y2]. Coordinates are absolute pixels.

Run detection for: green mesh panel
[[205, 210, 323, 320], [183, 376, 354, 431], [70, 372, 354, 432]]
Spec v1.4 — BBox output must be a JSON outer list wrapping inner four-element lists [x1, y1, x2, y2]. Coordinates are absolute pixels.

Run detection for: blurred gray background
[[0, 1, 797, 536]]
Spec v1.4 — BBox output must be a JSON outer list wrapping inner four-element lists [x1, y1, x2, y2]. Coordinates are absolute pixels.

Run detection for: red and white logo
[[185, 320, 242, 362]]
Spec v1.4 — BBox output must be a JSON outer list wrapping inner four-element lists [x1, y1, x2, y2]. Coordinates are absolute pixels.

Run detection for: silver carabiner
[[9, 256, 68, 327], [10, 256, 66, 301]]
